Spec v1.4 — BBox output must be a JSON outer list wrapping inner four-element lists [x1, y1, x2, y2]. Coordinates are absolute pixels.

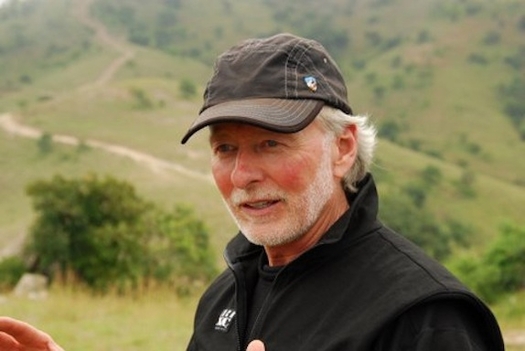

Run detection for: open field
[[1, 286, 199, 351]]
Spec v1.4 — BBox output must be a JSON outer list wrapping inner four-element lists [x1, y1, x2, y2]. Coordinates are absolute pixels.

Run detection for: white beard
[[225, 136, 336, 247]]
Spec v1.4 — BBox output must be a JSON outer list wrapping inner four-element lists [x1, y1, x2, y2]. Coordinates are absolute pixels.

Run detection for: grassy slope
[[0, 0, 523, 258], [1, 286, 200, 351], [0, 1, 525, 258]]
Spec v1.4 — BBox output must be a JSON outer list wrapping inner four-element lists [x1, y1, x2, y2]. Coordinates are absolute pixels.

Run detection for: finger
[[47, 340, 65, 351], [0, 331, 20, 350], [0, 317, 55, 349], [247, 339, 265, 351]]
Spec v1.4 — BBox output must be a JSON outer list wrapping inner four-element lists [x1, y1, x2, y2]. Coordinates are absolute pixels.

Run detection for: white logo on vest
[[215, 309, 236, 332]]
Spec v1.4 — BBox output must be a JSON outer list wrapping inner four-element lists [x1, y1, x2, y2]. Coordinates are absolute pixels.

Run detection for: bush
[[25, 174, 217, 294], [519, 15, 525, 32], [482, 30, 501, 45], [179, 78, 197, 99], [37, 132, 53, 155], [380, 190, 471, 260], [498, 77, 525, 139], [450, 222, 525, 303], [130, 87, 154, 109], [0, 257, 26, 291], [378, 119, 401, 142], [467, 53, 488, 65], [454, 168, 477, 198], [416, 30, 432, 44], [420, 165, 443, 187]]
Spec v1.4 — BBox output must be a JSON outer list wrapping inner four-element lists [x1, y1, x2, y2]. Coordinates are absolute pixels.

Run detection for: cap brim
[[180, 98, 324, 144]]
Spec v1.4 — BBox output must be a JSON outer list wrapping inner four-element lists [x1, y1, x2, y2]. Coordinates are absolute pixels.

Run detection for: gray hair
[[316, 106, 377, 192]]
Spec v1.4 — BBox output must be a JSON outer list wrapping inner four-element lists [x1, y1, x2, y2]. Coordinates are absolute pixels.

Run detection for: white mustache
[[229, 188, 285, 206]]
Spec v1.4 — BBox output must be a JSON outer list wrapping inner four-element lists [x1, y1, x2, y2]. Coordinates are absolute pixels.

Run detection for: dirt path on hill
[[72, 0, 135, 88], [0, 113, 213, 183], [0, 0, 212, 183], [505, 330, 525, 347]]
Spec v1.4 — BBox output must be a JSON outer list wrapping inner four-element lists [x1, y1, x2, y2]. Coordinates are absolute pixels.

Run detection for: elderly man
[[181, 33, 503, 351], [0, 33, 504, 351]]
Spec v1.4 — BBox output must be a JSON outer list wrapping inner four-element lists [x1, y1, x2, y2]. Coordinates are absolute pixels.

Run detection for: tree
[[420, 165, 443, 188], [379, 189, 471, 261], [378, 120, 401, 142], [498, 77, 525, 140], [37, 132, 53, 155], [454, 168, 477, 198], [450, 222, 525, 303], [0, 257, 26, 291], [25, 174, 216, 293], [179, 78, 197, 99], [130, 87, 154, 109]]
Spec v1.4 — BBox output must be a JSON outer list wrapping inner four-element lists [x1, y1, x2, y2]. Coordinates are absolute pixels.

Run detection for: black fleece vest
[[187, 175, 503, 351]]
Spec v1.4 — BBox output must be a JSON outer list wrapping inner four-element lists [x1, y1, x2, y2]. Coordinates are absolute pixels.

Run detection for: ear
[[332, 124, 358, 179]]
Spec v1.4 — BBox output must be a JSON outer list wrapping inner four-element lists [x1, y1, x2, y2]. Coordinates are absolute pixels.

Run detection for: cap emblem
[[304, 76, 318, 92]]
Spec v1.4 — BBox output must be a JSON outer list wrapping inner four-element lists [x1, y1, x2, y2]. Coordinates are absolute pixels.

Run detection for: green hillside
[[0, 0, 524, 259]]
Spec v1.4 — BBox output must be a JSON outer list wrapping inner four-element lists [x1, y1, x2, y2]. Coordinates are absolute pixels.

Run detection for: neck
[[265, 191, 349, 267]]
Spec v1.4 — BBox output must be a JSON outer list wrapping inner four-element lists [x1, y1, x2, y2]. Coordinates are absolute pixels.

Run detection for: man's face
[[209, 121, 345, 248]]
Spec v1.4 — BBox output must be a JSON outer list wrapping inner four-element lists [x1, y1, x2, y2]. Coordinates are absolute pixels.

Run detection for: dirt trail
[[0, 0, 212, 182], [72, 0, 135, 88], [0, 113, 213, 183]]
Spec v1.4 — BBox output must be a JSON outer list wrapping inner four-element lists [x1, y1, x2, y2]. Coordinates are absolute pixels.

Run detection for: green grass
[[1, 285, 200, 351]]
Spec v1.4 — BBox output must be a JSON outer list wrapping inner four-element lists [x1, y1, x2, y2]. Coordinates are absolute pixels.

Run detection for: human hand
[[246, 339, 265, 351], [0, 317, 64, 351]]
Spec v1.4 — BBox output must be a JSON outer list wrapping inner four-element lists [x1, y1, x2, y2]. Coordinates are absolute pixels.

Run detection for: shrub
[[0, 256, 26, 291], [130, 87, 154, 109], [25, 174, 217, 294], [420, 165, 442, 187], [37, 132, 53, 155], [482, 30, 501, 45], [179, 78, 197, 99], [454, 168, 477, 198], [380, 190, 471, 260], [450, 222, 525, 303], [416, 30, 432, 44], [518, 15, 525, 32], [498, 77, 525, 139], [378, 120, 401, 142], [467, 53, 488, 65]]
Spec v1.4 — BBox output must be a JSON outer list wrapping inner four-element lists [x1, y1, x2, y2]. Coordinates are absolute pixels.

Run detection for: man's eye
[[264, 140, 279, 147], [214, 144, 235, 154]]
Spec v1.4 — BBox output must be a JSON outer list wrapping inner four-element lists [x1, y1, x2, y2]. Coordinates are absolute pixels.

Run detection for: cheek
[[272, 159, 313, 192], [211, 161, 234, 197]]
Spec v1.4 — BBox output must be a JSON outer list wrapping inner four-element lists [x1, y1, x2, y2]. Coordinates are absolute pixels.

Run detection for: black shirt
[[244, 254, 281, 347]]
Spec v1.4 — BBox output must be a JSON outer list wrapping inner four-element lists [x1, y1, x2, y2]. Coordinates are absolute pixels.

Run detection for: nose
[[230, 150, 264, 189]]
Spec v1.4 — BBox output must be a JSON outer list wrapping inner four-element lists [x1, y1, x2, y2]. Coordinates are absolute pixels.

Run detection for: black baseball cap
[[181, 33, 352, 144]]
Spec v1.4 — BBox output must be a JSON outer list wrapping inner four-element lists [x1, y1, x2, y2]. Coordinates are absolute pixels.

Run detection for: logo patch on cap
[[304, 76, 318, 92]]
